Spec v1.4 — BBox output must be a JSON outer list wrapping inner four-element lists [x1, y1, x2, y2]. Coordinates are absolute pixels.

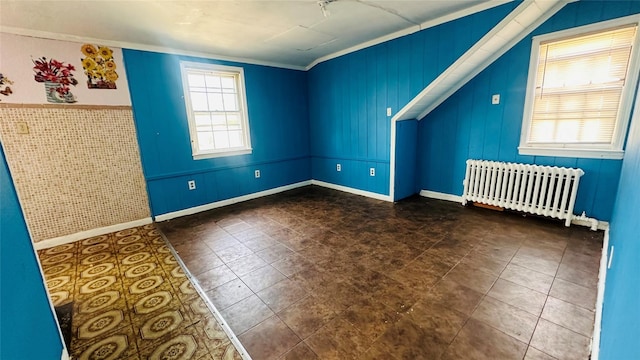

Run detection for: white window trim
[[180, 61, 252, 160], [519, 14, 640, 160]]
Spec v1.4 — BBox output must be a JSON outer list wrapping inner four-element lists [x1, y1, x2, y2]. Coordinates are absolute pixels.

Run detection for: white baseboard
[[310, 180, 392, 202], [419, 190, 463, 203], [591, 227, 610, 360], [61, 349, 70, 360], [155, 180, 312, 222], [34, 217, 153, 250]]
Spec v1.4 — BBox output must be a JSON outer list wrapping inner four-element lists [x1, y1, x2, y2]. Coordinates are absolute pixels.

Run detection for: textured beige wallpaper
[[0, 105, 150, 242]]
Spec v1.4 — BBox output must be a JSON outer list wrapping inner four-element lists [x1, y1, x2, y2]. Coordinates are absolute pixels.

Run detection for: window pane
[[187, 73, 205, 89], [205, 75, 221, 90], [221, 76, 235, 90], [223, 93, 238, 111], [194, 114, 211, 127], [190, 92, 208, 111], [228, 131, 244, 147], [197, 132, 214, 151], [207, 93, 224, 111], [214, 131, 230, 149], [528, 24, 636, 146]]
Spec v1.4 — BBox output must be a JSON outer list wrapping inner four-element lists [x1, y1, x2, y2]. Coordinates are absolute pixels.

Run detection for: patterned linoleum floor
[[38, 223, 244, 360], [159, 186, 603, 360]]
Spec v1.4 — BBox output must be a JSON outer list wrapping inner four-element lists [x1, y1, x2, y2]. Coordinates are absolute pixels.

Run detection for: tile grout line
[[156, 224, 254, 360]]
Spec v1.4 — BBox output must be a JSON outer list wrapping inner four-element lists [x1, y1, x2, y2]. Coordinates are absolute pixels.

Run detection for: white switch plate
[[386, 107, 392, 116], [492, 94, 500, 105], [254, 170, 261, 178], [336, 164, 341, 172], [188, 180, 196, 190], [369, 168, 375, 176]]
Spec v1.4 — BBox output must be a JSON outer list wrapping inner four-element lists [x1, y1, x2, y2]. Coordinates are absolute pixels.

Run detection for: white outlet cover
[[254, 170, 260, 178], [386, 107, 392, 116], [336, 164, 341, 172], [188, 180, 196, 190], [369, 168, 375, 176], [492, 94, 500, 104]]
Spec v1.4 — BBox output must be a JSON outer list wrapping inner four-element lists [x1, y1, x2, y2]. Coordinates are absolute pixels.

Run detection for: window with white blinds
[[180, 62, 252, 160], [520, 16, 640, 159]]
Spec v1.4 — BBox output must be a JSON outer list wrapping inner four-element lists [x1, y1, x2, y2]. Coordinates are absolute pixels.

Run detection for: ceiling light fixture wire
[[317, 0, 337, 17]]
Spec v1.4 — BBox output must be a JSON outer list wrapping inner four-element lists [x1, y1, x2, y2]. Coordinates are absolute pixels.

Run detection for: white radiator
[[462, 160, 584, 227]]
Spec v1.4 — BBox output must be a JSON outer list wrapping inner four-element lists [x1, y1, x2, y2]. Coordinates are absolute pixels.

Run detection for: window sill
[[518, 146, 624, 160], [193, 148, 252, 160]]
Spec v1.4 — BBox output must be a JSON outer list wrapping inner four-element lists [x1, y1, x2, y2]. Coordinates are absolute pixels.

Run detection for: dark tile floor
[[158, 186, 602, 360]]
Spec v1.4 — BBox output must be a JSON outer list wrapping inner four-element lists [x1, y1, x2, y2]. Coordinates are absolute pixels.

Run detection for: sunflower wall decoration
[[0, 73, 14, 100], [81, 44, 118, 89]]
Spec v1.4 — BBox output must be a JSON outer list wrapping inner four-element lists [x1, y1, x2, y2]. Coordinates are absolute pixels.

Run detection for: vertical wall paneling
[[308, 2, 517, 197], [393, 120, 418, 201], [417, 1, 640, 221], [0, 146, 64, 359], [125, 50, 311, 216], [599, 78, 640, 359]]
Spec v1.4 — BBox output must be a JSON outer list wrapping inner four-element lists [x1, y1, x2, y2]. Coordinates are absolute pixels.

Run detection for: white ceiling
[[0, 0, 503, 69]]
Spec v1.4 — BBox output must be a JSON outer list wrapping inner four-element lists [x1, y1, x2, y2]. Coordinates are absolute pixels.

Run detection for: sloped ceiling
[[394, 0, 571, 121], [0, 0, 507, 69]]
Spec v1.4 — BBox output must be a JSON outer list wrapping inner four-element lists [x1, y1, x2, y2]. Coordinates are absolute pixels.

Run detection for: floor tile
[[255, 244, 295, 264], [442, 318, 528, 360], [214, 244, 254, 264], [555, 262, 598, 289], [500, 263, 555, 294], [205, 278, 254, 310], [226, 254, 268, 276], [444, 262, 498, 294], [238, 316, 301, 360], [424, 278, 484, 316], [524, 346, 558, 360], [530, 319, 591, 360], [277, 296, 336, 339], [240, 265, 286, 293], [150, 187, 604, 360], [220, 294, 274, 335], [487, 278, 548, 316], [304, 318, 370, 359], [471, 296, 539, 343], [549, 278, 597, 310], [540, 296, 595, 337], [256, 279, 307, 313], [343, 298, 401, 342], [406, 299, 467, 344], [376, 317, 450, 359], [281, 342, 318, 360], [180, 251, 225, 276], [195, 265, 237, 292]]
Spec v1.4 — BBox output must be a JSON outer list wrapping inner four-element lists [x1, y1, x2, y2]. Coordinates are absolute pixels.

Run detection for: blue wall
[[124, 50, 311, 216], [600, 82, 640, 358], [307, 2, 518, 196], [418, 1, 640, 221], [394, 120, 419, 200], [0, 146, 63, 359]]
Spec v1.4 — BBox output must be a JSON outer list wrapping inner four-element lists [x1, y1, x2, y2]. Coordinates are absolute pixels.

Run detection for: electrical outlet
[[369, 168, 375, 176], [336, 164, 341, 172], [254, 170, 261, 178], [492, 94, 500, 105], [386, 107, 392, 116], [188, 180, 196, 190]]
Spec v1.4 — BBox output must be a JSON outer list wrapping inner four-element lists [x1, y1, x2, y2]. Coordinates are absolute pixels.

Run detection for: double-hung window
[[519, 15, 640, 159], [180, 62, 252, 159]]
